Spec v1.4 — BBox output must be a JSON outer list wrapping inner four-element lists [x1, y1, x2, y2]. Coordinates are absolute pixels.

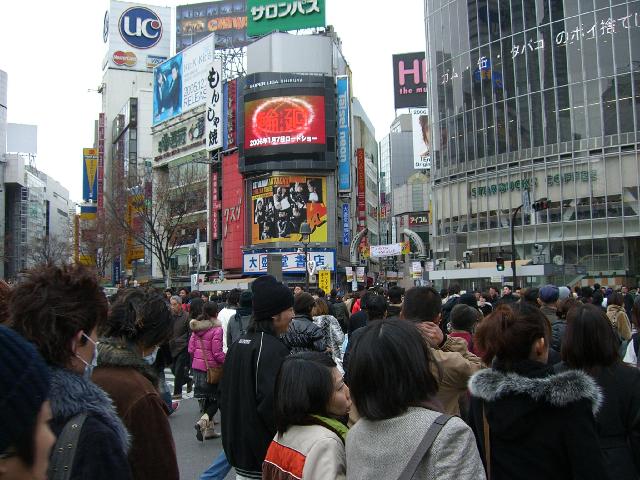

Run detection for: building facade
[[425, 0, 640, 286]]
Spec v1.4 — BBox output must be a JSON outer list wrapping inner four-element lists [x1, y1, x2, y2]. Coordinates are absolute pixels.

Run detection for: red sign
[[227, 79, 237, 149], [97, 113, 105, 213], [244, 95, 325, 149], [357, 148, 366, 228], [211, 171, 220, 240], [222, 152, 245, 270]]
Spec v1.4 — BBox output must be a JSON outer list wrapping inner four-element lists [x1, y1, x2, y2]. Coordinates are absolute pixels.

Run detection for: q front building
[[424, 0, 640, 288]]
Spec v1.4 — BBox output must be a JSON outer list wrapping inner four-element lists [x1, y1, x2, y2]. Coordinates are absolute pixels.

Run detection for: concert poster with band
[[251, 175, 327, 244]]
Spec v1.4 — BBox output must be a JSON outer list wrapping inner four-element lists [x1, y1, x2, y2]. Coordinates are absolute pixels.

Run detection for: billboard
[[82, 148, 99, 202], [251, 175, 327, 244], [336, 76, 351, 192], [244, 95, 325, 150], [247, 0, 326, 37], [97, 113, 105, 212], [153, 34, 215, 126], [222, 152, 245, 270], [412, 109, 431, 169], [223, 79, 238, 149], [176, 1, 249, 52], [243, 249, 335, 274], [104, 1, 171, 72], [392, 52, 427, 109]]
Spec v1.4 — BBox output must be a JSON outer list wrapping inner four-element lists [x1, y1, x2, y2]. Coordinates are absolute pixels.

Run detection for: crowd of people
[[1, 264, 639, 480]]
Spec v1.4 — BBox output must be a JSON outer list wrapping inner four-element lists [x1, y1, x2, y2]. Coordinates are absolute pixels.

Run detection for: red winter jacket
[[188, 318, 225, 372]]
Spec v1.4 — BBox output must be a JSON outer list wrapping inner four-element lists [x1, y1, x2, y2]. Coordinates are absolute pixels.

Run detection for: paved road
[[166, 371, 234, 480]]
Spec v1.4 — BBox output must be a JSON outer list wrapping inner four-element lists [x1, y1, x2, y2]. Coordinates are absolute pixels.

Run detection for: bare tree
[[77, 213, 124, 279], [107, 162, 208, 287], [26, 234, 72, 267]]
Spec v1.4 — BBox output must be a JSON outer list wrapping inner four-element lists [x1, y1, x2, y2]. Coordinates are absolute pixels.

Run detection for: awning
[[198, 278, 256, 292]]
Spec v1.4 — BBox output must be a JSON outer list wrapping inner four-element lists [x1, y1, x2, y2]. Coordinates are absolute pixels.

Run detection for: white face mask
[[75, 333, 98, 379], [142, 346, 160, 365]]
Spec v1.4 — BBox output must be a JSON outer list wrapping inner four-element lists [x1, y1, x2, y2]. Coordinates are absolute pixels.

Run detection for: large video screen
[[251, 175, 327, 244], [244, 95, 325, 150]]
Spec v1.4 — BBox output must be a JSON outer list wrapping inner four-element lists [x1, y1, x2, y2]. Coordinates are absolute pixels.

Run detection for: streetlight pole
[[299, 221, 311, 292], [511, 204, 523, 287]]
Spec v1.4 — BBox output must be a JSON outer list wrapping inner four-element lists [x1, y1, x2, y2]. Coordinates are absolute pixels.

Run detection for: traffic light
[[532, 198, 550, 211], [496, 256, 505, 271]]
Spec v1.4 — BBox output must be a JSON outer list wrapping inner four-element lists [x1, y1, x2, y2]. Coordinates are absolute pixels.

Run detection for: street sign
[[318, 270, 331, 293]]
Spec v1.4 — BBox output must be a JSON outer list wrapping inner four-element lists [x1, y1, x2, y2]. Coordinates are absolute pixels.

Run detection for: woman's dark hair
[[274, 352, 336, 434], [189, 298, 204, 320], [557, 297, 578, 320], [349, 319, 438, 420], [199, 301, 218, 320], [608, 292, 624, 307], [364, 294, 387, 321], [562, 304, 619, 370], [592, 290, 604, 307], [101, 289, 172, 349], [10, 265, 108, 367], [475, 303, 550, 368], [521, 287, 540, 307]]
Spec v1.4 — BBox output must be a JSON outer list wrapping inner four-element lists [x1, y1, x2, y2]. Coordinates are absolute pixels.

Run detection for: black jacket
[[347, 310, 368, 336], [556, 362, 640, 478], [329, 299, 350, 333], [468, 360, 608, 480], [220, 329, 290, 477], [386, 303, 402, 321], [48, 367, 132, 480], [281, 314, 326, 354], [441, 296, 459, 333]]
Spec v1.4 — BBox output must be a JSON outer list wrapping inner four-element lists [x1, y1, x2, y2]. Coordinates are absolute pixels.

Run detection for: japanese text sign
[[336, 76, 351, 191], [247, 0, 326, 37], [243, 250, 335, 274], [206, 56, 223, 151]]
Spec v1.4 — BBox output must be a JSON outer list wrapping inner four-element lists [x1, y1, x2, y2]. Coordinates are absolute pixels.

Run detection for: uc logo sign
[[119, 7, 162, 49]]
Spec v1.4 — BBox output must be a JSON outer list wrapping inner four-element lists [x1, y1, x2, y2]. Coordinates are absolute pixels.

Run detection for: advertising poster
[[342, 203, 350, 246], [356, 266, 365, 283], [176, 1, 249, 52], [392, 52, 427, 109], [251, 175, 327, 244], [224, 79, 238, 149], [412, 109, 431, 169], [153, 34, 215, 126], [97, 114, 105, 212], [247, 0, 325, 37], [244, 95, 325, 150], [105, 1, 171, 71], [369, 243, 403, 258], [243, 249, 335, 274], [82, 148, 99, 202], [222, 152, 244, 270], [336, 75, 351, 192]]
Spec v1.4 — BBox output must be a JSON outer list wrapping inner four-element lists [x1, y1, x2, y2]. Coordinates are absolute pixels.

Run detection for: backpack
[[229, 312, 251, 346]]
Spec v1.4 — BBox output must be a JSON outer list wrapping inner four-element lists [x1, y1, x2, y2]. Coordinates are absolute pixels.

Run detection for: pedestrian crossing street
[[164, 368, 194, 400]]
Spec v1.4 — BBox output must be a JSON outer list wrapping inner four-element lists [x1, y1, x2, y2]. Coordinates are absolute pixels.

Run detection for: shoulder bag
[[397, 413, 453, 480], [47, 413, 88, 480], [198, 336, 223, 384]]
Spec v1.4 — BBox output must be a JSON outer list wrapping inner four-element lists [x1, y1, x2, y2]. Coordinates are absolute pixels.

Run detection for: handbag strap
[[397, 413, 452, 480], [483, 402, 491, 479], [47, 413, 88, 480], [197, 336, 210, 369]]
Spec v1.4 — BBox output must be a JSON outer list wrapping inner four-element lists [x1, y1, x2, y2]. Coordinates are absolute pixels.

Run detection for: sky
[[0, 1, 426, 202]]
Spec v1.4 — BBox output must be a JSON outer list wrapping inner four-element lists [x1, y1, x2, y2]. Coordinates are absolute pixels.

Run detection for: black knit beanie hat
[[0, 325, 51, 454], [252, 275, 294, 319], [239, 290, 253, 308]]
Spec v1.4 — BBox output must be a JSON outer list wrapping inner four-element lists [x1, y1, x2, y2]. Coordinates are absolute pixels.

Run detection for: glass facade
[[425, 0, 640, 279]]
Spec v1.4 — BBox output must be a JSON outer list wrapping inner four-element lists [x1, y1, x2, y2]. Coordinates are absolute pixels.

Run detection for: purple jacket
[[188, 318, 225, 372]]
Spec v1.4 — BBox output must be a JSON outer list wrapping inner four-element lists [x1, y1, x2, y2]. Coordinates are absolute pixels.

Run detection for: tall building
[[425, 0, 640, 287], [0, 70, 7, 279]]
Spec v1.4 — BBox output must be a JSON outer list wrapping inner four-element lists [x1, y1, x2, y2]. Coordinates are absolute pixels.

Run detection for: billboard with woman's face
[[412, 109, 431, 170]]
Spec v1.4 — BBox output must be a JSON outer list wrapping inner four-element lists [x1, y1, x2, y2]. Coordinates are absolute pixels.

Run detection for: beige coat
[[416, 326, 484, 415], [607, 304, 632, 341]]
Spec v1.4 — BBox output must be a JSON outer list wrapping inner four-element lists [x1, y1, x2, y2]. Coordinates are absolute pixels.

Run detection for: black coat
[[48, 367, 132, 480], [556, 362, 640, 479], [281, 314, 326, 354], [220, 328, 289, 477], [468, 360, 608, 480]]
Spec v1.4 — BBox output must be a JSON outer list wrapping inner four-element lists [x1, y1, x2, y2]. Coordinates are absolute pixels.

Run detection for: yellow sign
[[318, 270, 331, 295]]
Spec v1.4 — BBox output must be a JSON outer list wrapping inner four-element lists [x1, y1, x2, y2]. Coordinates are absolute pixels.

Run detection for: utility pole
[[510, 204, 523, 287]]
